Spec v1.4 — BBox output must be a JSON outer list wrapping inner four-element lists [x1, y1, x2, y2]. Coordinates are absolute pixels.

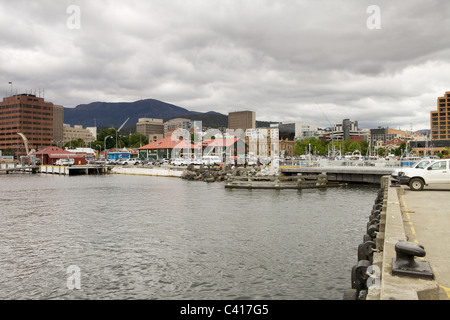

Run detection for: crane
[[17, 133, 35, 155], [116, 118, 130, 149]]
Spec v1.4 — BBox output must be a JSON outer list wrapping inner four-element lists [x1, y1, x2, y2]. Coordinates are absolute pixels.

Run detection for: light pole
[[104, 135, 113, 161], [95, 144, 102, 160]]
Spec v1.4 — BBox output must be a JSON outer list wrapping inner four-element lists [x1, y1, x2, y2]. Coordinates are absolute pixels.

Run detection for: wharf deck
[[281, 166, 394, 184], [225, 173, 344, 190], [363, 177, 449, 300], [0, 166, 39, 174]]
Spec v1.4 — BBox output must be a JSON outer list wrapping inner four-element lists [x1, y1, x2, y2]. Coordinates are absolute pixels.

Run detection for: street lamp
[[104, 135, 113, 161], [95, 144, 102, 160]]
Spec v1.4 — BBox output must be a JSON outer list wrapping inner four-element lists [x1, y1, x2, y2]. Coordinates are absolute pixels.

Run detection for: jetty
[[0, 165, 39, 174], [224, 173, 344, 190], [281, 165, 394, 184], [39, 165, 109, 175]]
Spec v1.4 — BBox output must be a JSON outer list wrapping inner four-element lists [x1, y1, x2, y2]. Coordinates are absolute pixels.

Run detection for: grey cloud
[[0, 0, 449, 131]]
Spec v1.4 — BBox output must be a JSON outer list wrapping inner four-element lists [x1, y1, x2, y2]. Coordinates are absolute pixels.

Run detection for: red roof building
[[138, 136, 247, 160], [138, 136, 201, 159], [33, 146, 87, 165]]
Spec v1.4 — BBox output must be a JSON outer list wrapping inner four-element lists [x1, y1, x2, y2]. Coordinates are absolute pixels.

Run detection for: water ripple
[[0, 174, 377, 300]]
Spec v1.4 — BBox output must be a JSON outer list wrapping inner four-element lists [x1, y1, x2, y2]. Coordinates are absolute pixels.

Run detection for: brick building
[[228, 111, 256, 131], [0, 94, 54, 155]]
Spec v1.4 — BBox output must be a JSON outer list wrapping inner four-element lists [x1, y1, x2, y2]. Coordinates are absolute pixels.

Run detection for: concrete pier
[[363, 177, 449, 300], [281, 166, 394, 184]]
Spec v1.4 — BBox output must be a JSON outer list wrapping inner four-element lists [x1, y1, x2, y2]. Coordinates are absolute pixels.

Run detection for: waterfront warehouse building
[[0, 94, 57, 155], [32, 146, 87, 166]]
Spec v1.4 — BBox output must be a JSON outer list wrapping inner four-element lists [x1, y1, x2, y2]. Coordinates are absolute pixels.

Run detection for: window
[[428, 161, 447, 171]]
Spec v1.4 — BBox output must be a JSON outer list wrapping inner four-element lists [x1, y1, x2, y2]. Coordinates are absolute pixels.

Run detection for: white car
[[398, 159, 450, 191], [172, 158, 189, 166], [55, 158, 74, 166], [202, 156, 221, 166], [392, 159, 436, 179], [118, 158, 139, 165]]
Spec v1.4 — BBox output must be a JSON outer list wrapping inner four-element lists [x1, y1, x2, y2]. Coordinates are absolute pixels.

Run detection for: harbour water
[[0, 174, 378, 300]]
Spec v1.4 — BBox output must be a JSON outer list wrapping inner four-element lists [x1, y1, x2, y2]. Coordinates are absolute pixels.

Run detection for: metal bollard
[[391, 241, 434, 280]]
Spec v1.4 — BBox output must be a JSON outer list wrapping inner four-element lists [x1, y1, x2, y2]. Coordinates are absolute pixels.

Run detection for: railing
[[280, 159, 403, 168]]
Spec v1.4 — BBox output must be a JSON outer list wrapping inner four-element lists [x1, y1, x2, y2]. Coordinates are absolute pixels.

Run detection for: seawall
[[109, 166, 184, 177], [345, 176, 441, 300]]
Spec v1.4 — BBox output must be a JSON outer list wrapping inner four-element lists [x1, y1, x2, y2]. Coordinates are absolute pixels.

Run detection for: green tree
[[93, 128, 117, 150], [394, 142, 407, 157], [127, 133, 148, 148], [294, 137, 327, 156], [64, 138, 85, 149]]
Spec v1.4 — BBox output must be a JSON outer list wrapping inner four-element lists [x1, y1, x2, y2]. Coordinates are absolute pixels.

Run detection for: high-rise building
[[0, 94, 54, 155], [228, 111, 256, 131], [136, 118, 164, 141], [430, 91, 450, 140], [331, 119, 364, 141], [164, 118, 192, 136], [279, 121, 318, 140]]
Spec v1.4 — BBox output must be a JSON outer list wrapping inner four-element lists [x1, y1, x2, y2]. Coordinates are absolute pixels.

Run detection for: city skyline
[[1, 1, 450, 131]]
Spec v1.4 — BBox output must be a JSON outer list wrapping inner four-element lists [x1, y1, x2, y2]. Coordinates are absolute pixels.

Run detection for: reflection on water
[[0, 174, 378, 300]]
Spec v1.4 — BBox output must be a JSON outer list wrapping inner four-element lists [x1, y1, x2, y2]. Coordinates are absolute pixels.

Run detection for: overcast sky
[[1, 0, 449, 130]]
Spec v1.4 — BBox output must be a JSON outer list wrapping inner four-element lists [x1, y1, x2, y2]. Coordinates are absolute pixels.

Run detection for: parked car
[[191, 158, 203, 165], [55, 158, 74, 166], [398, 159, 450, 191], [118, 158, 139, 165], [202, 155, 221, 166], [140, 159, 153, 165], [172, 158, 189, 166], [392, 159, 436, 179]]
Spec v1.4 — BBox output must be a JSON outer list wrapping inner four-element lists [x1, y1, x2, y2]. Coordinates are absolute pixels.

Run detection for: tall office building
[[136, 118, 164, 141], [164, 118, 192, 136], [430, 91, 450, 140], [228, 111, 256, 131], [0, 94, 54, 155]]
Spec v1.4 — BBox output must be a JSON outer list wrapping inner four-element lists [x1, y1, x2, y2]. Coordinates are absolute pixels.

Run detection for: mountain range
[[64, 99, 210, 128], [63, 98, 276, 130]]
